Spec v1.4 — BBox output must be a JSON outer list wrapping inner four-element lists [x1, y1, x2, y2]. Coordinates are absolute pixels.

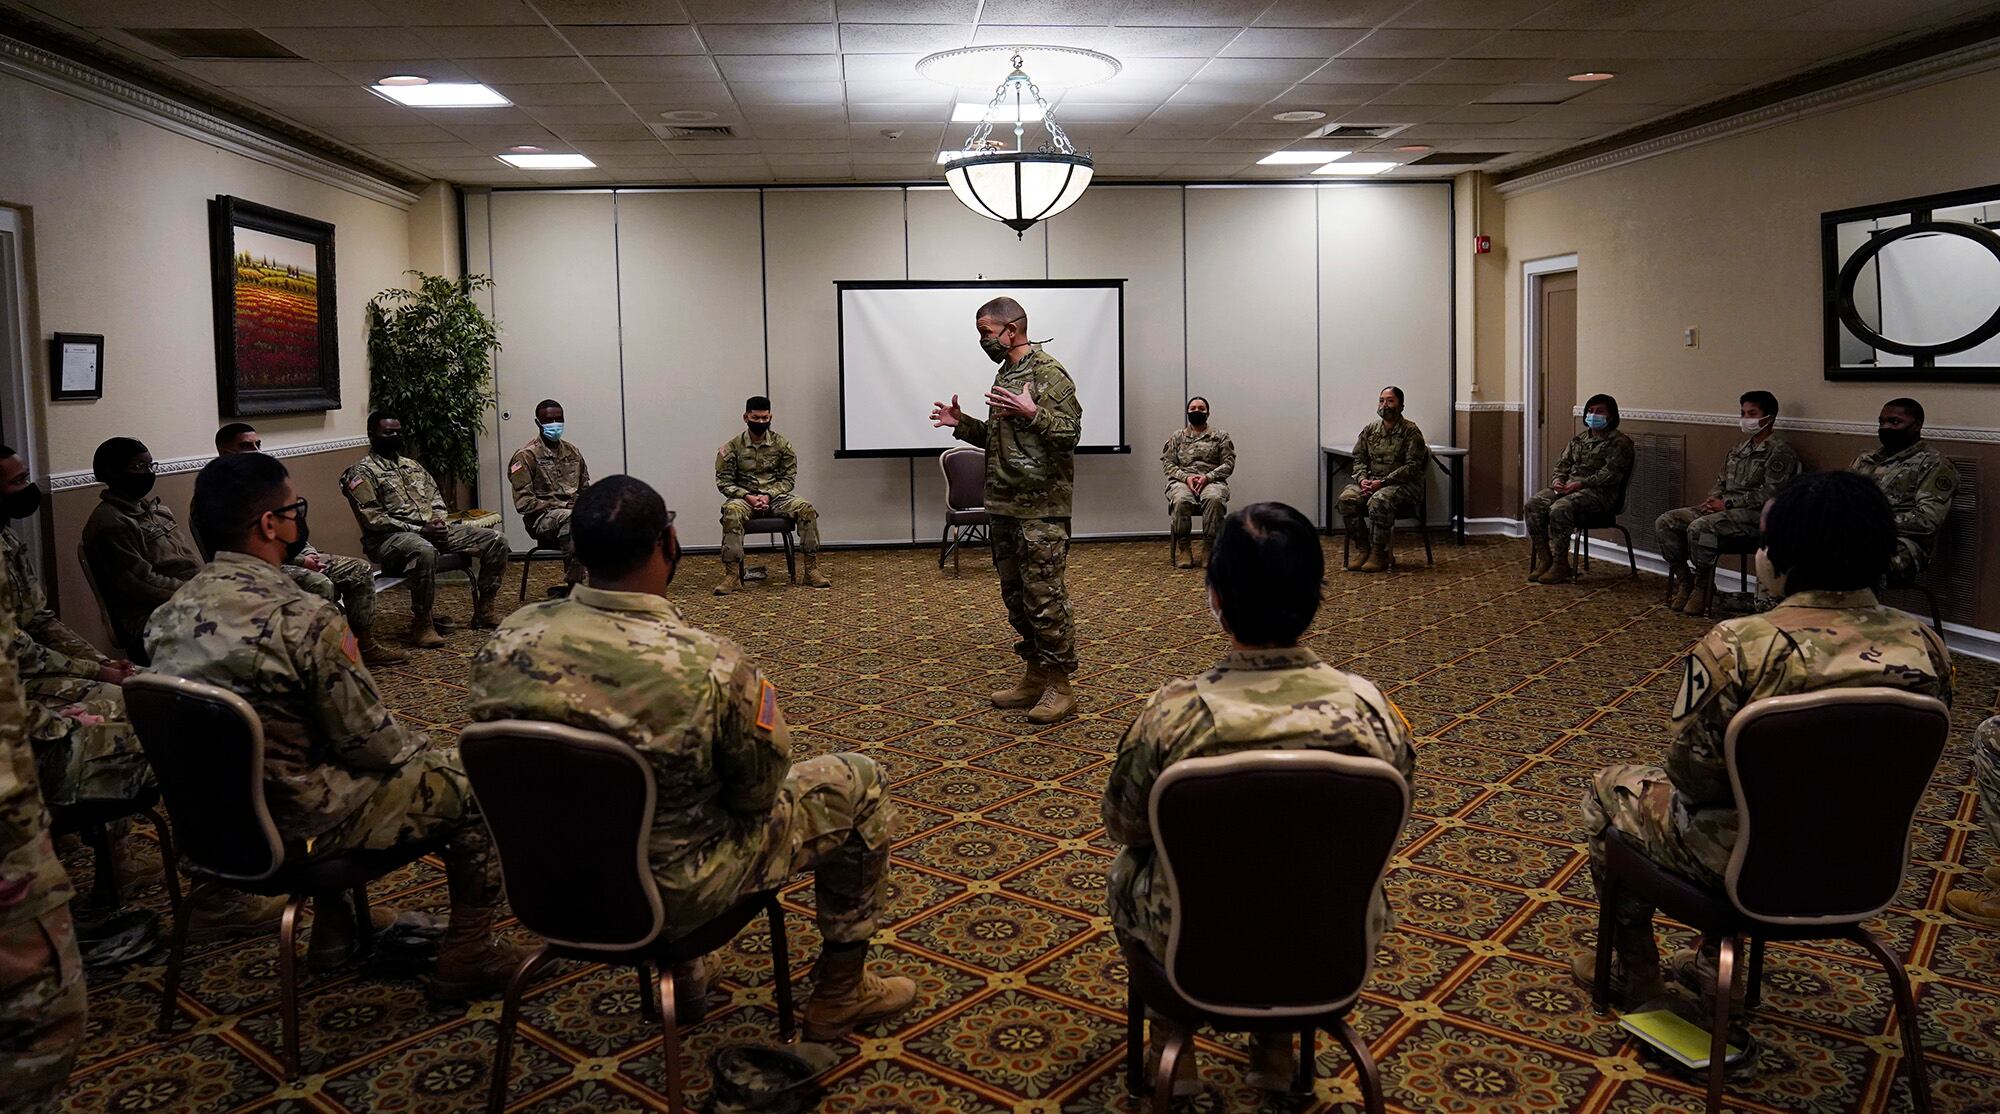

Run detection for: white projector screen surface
[[837, 281, 1126, 454]]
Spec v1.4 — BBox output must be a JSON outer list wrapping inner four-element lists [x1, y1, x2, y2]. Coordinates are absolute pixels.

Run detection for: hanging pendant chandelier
[[938, 53, 1096, 239]]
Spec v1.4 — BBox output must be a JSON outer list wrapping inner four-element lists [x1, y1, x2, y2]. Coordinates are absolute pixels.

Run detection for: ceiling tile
[[1252, 0, 1406, 27], [549, 123, 660, 140], [1218, 27, 1369, 57], [438, 123, 562, 144], [1050, 101, 1153, 120], [260, 27, 432, 61], [1114, 0, 1269, 25], [1453, 28, 1627, 57], [491, 82, 625, 105], [22, 0, 237, 28], [1059, 79, 1190, 103], [1263, 82, 1393, 104], [839, 23, 974, 52], [834, 0, 979, 20], [592, 154, 685, 167], [410, 25, 572, 57], [363, 140, 487, 156], [1338, 28, 1492, 57], [841, 53, 928, 80], [523, 104, 645, 123], [235, 85, 386, 108], [728, 80, 847, 103], [1426, 103, 1534, 123], [558, 24, 706, 53], [459, 57, 603, 84], [613, 80, 738, 103], [976, 0, 1124, 23], [762, 150, 851, 164], [699, 22, 839, 52], [717, 54, 842, 80], [573, 139, 672, 154], [683, 0, 832, 20], [676, 152, 772, 165], [381, 0, 541, 24], [1387, 0, 1556, 29], [1220, 120, 1331, 138], [411, 155, 521, 170], [1108, 57, 1208, 82], [1301, 58, 1438, 82], [757, 137, 851, 151], [843, 78, 952, 103], [329, 123, 464, 142], [1189, 57, 1322, 82], [739, 102, 849, 122], [851, 147, 933, 162], [279, 102, 425, 125], [165, 59, 350, 86], [530, 0, 691, 21], [319, 58, 476, 82], [1477, 84, 1585, 105], [968, 24, 1106, 47], [1165, 82, 1287, 105], [1369, 83, 1500, 105], [1094, 25, 1241, 56], [1406, 58, 1542, 83], [594, 56, 730, 80], [1513, 0, 1688, 31], [207, 0, 391, 27]]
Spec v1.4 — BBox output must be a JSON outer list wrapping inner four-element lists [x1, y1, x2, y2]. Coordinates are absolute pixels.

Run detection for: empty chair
[[938, 446, 990, 574]]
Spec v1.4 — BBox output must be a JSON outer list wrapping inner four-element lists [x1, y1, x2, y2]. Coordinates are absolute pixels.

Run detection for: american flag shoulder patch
[[508, 461, 524, 474], [755, 678, 780, 732]]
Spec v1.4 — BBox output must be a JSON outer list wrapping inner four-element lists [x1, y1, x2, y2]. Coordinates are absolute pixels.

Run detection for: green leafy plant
[[366, 271, 500, 499]]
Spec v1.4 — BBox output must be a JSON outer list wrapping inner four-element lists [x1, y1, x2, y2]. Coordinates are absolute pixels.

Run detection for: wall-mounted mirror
[[1823, 184, 2000, 382]]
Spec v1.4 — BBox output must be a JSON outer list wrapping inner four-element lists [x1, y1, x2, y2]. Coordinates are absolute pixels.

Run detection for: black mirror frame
[[1822, 181, 2000, 383]]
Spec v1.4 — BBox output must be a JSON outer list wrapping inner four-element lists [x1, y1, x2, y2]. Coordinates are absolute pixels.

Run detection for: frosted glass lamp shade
[[943, 152, 1094, 237]]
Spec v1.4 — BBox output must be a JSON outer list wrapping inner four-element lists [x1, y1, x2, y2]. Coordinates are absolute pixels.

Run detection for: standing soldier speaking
[[930, 297, 1083, 725]]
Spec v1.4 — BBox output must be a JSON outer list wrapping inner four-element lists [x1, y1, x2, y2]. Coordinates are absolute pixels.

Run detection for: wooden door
[[1537, 271, 1578, 486]]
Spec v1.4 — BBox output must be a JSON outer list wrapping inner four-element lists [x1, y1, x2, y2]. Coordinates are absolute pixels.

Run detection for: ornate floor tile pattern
[[53, 536, 2000, 1112]]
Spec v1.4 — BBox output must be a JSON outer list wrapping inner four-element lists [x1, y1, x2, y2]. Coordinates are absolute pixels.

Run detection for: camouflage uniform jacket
[[341, 452, 448, 553], [1350, 419, 1429, 487], [1706, 435, 1800, 510], [80, 491, 203, 649], [715, 432, 797, 500], [0, 528, 107, 682], [1103, 646, 1417, 953], [1161, 429, 1234, 486], [0, 609, 72, 931], [466, 586, 793, 934], [952, 346, 1082, 519], [509, 437, 589, 524], [1551, 430, 1636, 498], [1666, 588, 1952, 876], [1850, 439, 1959, 552], [144, 552, 423, 840]]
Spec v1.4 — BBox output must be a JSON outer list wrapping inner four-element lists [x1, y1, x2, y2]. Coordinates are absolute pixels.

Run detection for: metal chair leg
[[350, 886, 376, 958], [278, 894, 307, 1080], [659, 965, 686, 1114], [783, 531, 797, 584], [766, 897, 794, 1041], [1331, 1017, 1384, 1114], [1591, 878, 1617, 1014], [1705, 935, 1736, 1114], [517, 554, 530, 602], [487, 945, 555, 1114], [637, 961, 659, 1021], [142, 808, 182, 914], [938, 525, 951, 569], [1619, 526, 1637, 577], [84, 822, 119, 909], [1124, 991, 1146, 1098], [1853, 927, 1934, 1114], [1150, 1023, 1190, 1114], [157, 879, 206, 1032], [1746, 936, 1765, 1009], [1294, 1027, 1316, 1092]]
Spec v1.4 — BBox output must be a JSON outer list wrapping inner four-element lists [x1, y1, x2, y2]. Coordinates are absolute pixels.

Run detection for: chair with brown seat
[[123, 674, 443, 1080], [938, 447, 990, 574], [1566, 474, 1639, 578], [48, 788, 181, 914], [1122, 750, 1408, 1114], [1591, 688, 1948, 1114], [460, 720, 795, 1114]]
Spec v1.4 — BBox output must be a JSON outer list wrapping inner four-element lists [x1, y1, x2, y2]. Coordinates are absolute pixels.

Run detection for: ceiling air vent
[[123, 28, 301, 59], [1409, 152, 1506, 166], [654, 124, 737, 139], [1309, 123, 1408, 140]]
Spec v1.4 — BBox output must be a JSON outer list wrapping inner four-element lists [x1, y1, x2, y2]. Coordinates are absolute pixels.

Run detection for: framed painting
[[208, 195, 341, 414]]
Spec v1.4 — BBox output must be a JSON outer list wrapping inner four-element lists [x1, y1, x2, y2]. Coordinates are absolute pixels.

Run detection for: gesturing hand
[[986, 382, 1037, 421], [930, 394, 964, 429]]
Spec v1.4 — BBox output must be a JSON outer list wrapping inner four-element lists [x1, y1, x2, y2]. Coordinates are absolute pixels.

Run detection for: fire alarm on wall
[[1473, 234, 1491, 255]]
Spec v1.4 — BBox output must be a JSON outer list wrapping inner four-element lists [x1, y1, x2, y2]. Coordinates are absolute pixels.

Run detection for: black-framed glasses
[[254, 498, 308, 528]]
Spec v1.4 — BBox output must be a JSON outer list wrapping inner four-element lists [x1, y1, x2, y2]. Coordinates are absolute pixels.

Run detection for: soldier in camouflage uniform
[[1850, 398, 1959, 586], [931, 297, 1084, 725], [1526, 394, 1635, 585], [78, 438, 203, 662], [341, 412, 509, 649], [148, 453, 523, 998], [1161, 396, 1234, 569], [0, 607, 85, 1113], [1945, 715, 2000, 927], [1576, 472, 1952, 1007], [216, 424, 404, 667], [507, 400, 590, 594], [467, 476, 913, 1040], [1103, 502, 1416, 1093], [1654, 391, 1801, 615], [714, 396, 831, 594], [1336, 386, 1430, 574]]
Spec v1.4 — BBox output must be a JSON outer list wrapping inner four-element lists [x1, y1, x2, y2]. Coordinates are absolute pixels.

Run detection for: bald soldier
[[1851, 397, 1959, 585], [508, 399, 590, 595], [216, 424, 405, 666], [148, 453, 522, 996], [0, 608, 86, 1112], [930, 296, 1084, 724], [1104, 502, 1416, 1094], [467, 476, 914, 1040], [1161, 396, 1234, 568], [1576, 471, 1952, 1008], [714, 396, 831, 594], [1336, 386, 1429, 574]]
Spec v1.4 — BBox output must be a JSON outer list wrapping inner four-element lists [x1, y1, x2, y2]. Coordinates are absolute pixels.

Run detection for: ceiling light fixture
[[1395, 144, 1432, 153], [507, 145, 544, 153], [1313, 161, 1396, 175], [372, 81, 509, 107], [1567, 71, 1616, 82], [1257, 150, 1348, 165], [1271, 109, 1327, 123], [939, 53, 1094, 239], [375, 74, 428, 87], [917, 44, 1119, 89], [659, 109, 718, 122], [953, 100, 1044, 123], [497, 152, 595, 169]]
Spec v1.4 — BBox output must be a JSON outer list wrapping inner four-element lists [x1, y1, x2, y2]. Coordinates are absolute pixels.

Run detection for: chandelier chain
[[962, 58, 1077, 156]]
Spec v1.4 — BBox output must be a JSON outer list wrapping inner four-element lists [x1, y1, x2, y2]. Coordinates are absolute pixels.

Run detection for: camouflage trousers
[[992, 516, 1077, 674], [1111, 844, 1393, 964], [27, 675, 153, 807], [285, 552, 377, 638], [1653, 506, 1760, 570], [1582, 764, 1731, 933], [669, 753, 891, 946], [524, 508, 585, 585], [1526, 487, 1613, 552], [315, 749, 500, 909], [0, 904, 86, 1113], [720, 495, 821, 564], [371, 524, 509, 616], [1886, 536, 1935, 586], [1975, 717, 2000, 851], [1165, 481, 1229, 541], [1336, 482, 1421, 548]]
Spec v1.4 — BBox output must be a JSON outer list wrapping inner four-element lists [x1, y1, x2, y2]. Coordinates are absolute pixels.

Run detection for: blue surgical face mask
[[540, 421, 564, 442], [1583, 413, 1608, 431]]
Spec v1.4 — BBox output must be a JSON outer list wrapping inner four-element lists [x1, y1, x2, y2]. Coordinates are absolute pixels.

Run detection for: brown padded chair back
[[1725, 687, 1950, 925], [1152, 750, 1409, 1017], [123, 674, 284, 882], [75, 541, 138, 661], [460, 721, 664, 952], [941, 448, 987, 514]]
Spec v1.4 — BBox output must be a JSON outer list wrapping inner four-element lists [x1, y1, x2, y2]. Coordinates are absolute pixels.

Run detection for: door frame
[[0, 208, 44, 574], [1521, 253, 1578, 511]]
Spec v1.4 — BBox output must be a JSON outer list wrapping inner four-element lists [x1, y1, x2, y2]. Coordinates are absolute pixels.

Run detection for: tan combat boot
[[1527, 534, 1553, 581], [1246, 1032, 1300, 1093], [471, 596, 504, 630], [803, 945, 917, 1041], [1172, 537, 1193, 569], [1947, 887, 2000, 928], [714, 560, 744, 596], [990, 663, 1046, 709], [1146, 1020, 1203, 1098], [1568, 924, 1666, 1011], [186, 889, 288, 944], [428, 905, 530, 1002], [1664, 562, 1692, 610], [1026, 672, 1076, 725], [406, 607, 447, 649], [1537, 550, 1577, 584], [803, 555, 832, 589], [1345, 528, 1370, 570], [1680, 574, 1714, 616], [1357, 545, 1390, 574], [1192, 538, 1210, 568], [359, 632, 409, 667]]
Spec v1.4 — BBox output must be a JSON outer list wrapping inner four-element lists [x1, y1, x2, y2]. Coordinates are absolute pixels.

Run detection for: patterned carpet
[[54, 535, 2000, 1114]]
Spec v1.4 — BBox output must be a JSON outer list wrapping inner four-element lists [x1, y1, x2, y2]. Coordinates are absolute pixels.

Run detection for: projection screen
[[836, 280, 1127, 456]]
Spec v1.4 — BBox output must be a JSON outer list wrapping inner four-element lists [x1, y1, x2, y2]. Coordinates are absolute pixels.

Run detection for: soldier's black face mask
[[110, 471, 155, 500], [0, 482, 40, 520], [371, 433, 401, 459], [1877, 425, 1917, 451], [1186, 410, 1207, 427], [747, 421, 771, 436], [266, 499, 310, 563]]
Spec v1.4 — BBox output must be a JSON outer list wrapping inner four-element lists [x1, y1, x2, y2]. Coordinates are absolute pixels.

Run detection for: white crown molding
[[1456, 401, 1523, 412], [0, 35, 419, 210], [1558, 404, 2000, 445], [1496, 35, 2000, 198], [49, 436, 367, 492]]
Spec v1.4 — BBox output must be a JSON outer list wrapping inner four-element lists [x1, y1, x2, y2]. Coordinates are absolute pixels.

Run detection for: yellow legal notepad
[[1618, 1009, 1746, 1071]]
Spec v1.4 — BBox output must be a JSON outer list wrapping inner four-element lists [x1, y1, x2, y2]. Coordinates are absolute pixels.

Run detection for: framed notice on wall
[[208, 195, 341, 415], [49, 332, 103, 400]]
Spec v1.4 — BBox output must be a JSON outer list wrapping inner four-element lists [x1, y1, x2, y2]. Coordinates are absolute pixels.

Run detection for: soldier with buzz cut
[[1161, 396, 1234, 569], [508, 399, 590, 596], [1851, 396, 1959, 585], [1576, 470, 1952, 1009], [1103, 501, 1416, 1096], [1655, 390, 1800, 616], [714, 395, 831, 595], [148, 452, 524, 999], [930, 296, 1084, 725], [1336, 385, 1429, 574], [467, 475, 914, 1040]]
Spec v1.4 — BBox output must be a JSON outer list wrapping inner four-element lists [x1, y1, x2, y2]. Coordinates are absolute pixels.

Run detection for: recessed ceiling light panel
[[497, 152, 595, 169], [1312, 161, 1396, 175], [917, 45, 1119, 89], [1568, 71, 1616, 82], [1257, 150, 1349, 165], [372, 81, 510, 107]]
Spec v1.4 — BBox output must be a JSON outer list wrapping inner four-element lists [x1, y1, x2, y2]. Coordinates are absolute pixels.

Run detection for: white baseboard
[[1465, 517, 1524, 537]]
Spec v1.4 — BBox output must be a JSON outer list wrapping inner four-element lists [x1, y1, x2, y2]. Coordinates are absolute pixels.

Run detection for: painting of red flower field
[[210, 196, 340, 415]]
